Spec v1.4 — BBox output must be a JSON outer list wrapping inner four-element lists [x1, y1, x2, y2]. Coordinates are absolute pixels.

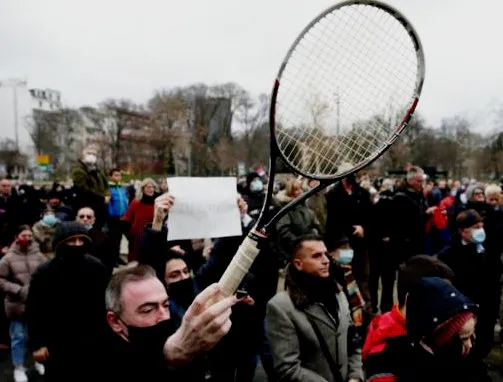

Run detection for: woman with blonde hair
[[122, 178, 159, 262]]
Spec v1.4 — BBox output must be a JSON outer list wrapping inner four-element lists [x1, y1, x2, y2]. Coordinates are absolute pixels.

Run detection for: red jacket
[[363, 306, 407, 382]]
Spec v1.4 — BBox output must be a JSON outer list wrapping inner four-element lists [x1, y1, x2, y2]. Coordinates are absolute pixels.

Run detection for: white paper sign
[[167, 177, 242, 241]]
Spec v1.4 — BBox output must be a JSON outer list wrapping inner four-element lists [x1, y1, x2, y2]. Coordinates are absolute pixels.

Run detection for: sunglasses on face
[[78, 214, 93, 219]]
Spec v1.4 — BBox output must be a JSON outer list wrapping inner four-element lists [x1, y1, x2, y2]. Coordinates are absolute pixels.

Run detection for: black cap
[[456, 209, 482, 230]]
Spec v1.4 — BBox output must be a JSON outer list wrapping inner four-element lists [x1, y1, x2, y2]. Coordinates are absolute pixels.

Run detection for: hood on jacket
[[362, 305, 406, 361], [406, 277, 477, 345]]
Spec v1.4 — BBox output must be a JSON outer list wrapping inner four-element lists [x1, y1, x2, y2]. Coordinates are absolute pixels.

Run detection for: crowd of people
[[0, 144, 502, 382]]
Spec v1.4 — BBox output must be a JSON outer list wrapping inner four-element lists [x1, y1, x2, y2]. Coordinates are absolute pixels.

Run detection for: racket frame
[[257, 0, 425, 233]]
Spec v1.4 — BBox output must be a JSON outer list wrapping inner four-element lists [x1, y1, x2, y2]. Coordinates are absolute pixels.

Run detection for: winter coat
[[122, 198, 155, 262], [390, 187, 429, 260], [0, 191, 23, 248], [266, 268, 363, 382], [71, 160, 109, 228], [107, 183, 129, 218], [363, 306, 408, 382], [0, 243, 47, 319], [32, 220, 61, 253], [274, 190, 321, 262], [25, 253, 109, 382], [325, 182, 372, 252]]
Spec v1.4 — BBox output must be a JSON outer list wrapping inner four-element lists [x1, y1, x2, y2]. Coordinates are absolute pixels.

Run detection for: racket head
[[269, 0, 425, 181]]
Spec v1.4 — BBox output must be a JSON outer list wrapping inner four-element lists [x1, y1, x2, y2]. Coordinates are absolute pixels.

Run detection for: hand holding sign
[[166, 177, 242, 241], [152, 193, 175, 230]]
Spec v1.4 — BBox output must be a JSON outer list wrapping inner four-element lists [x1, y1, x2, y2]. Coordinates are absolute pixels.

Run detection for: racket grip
[[217, 235, 261, 297]]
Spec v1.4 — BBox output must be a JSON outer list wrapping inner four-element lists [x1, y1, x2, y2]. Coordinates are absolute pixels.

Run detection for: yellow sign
[[38, 155, 50, 165]]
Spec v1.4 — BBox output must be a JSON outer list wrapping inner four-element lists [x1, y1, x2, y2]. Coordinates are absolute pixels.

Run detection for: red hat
[[430, 312, 474, 350]]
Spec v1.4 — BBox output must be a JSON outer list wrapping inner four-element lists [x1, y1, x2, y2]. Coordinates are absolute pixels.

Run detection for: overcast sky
[[1, 0, 502, 151]]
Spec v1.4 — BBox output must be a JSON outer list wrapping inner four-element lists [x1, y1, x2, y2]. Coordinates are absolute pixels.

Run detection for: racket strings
[[274, 3, 420, 177]]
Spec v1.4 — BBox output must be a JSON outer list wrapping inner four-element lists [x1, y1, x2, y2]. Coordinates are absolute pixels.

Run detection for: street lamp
[[0, 79, 27, 150]]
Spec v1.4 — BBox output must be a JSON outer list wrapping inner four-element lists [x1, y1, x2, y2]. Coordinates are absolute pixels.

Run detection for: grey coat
[[266, 276, 363, 381]]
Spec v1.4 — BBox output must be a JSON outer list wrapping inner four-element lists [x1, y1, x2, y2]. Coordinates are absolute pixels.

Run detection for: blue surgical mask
[[471, 228, 486, 244], [43, 214, 57, 227], [250, 180, 263, 192], [338, 249, 354, 265]]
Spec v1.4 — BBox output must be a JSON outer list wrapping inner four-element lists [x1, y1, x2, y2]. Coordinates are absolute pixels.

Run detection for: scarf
[[289, 266, 340, 325]]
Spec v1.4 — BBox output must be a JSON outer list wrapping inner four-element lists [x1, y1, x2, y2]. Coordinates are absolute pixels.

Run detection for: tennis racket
[[218, 0, 425, 297]]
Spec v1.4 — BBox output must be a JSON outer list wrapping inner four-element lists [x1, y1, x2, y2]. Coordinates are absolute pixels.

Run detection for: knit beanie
[[429, 312, 474, 350], [52, 222, 92, 252]]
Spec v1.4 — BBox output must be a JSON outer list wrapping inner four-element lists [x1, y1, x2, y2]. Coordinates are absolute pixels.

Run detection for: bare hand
[[426, 206, 438, 215], [105, 196, 110, 204], [33, 347, 49, 362], [237, 195, 248, 217], [171, 245, 186, 256], [353, 225, 364, 238], [164, 284, 237, 366], [153, 193, 175, 225]]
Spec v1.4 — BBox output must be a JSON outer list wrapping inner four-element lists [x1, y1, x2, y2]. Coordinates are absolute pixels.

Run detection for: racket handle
[[218, 235, 261, 297]]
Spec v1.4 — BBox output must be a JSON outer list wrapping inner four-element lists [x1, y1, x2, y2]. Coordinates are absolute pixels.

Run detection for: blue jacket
[[107, 183, 128, 218]]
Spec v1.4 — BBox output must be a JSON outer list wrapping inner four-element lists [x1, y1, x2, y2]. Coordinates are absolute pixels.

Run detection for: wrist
[[152, 216, 164, 231], [164, 332, 192, 368]]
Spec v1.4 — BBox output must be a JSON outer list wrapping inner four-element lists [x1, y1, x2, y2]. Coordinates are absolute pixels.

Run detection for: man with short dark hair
[[267, 234, 363, 382], [102, 265, 238, 382]]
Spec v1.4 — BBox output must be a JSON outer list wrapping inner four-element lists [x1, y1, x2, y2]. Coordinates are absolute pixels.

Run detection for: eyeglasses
[[78, 214, 93, 219]]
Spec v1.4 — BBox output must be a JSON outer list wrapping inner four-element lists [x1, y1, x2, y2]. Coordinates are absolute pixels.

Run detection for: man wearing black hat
[[25, 222, 109, 382], [46, 191, 74, 222], [436, 209, 495, 365]]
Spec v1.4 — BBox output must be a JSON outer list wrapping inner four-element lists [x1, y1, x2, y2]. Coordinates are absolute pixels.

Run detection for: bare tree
[[25, 110, 61, 159], [148, 92, 190, 174], [100, 99, 142, 168], [234, 93, 269, 170], [213, 136, 237, 175]]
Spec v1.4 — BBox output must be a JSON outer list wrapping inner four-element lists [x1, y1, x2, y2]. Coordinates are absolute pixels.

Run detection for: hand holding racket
[[218, 0, 425, 297]]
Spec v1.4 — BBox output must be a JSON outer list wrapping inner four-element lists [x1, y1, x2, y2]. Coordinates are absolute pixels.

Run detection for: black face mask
[[124, 319, 177, 356], [167, 278, 196, 311], [56, 243, 88, 260]]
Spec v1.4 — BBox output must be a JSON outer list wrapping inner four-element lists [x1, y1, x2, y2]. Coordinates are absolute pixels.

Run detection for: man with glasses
[[76, 207, 116, 274]]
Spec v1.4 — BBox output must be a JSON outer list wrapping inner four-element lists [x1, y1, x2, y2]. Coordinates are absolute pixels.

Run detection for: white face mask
[[84, 154, 97, 164]]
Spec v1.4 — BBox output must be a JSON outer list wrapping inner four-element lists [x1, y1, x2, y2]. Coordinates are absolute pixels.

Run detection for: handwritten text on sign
[[166, 177, 242, 241]]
